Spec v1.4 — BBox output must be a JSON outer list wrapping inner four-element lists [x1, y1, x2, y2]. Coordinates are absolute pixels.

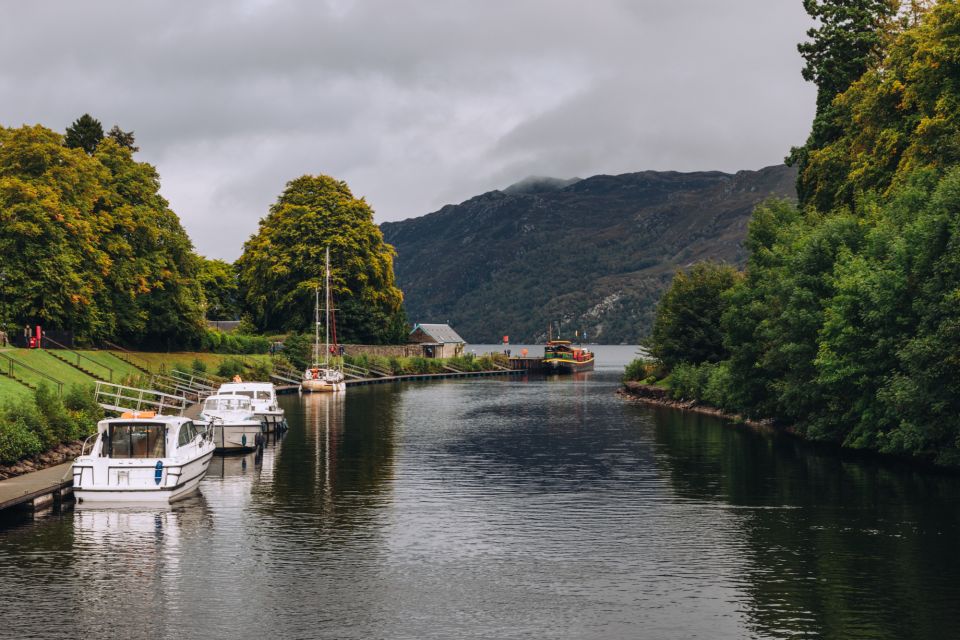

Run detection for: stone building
[[408, 323, 466, 358]]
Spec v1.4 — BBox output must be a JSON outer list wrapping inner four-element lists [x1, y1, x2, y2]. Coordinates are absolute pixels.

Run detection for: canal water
[[3, 345, 960, 639]]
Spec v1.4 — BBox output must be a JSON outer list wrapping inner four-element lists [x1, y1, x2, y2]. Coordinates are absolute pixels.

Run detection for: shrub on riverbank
[[200, 330, 270, 354], [0, 384, 102, 464]]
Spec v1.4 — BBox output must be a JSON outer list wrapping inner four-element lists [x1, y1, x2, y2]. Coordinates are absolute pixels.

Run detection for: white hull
[[257, 409, 286, 432], [74, 451, 213, 504], [211, 422, 263, 452], [302, 379, 346, 393]]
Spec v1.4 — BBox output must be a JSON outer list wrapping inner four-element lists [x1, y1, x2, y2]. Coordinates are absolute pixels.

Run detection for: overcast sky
[[0, 1, 815, 260]]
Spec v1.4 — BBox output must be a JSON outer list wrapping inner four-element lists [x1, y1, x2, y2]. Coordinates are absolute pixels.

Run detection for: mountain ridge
[[382, 164, 797, 343]]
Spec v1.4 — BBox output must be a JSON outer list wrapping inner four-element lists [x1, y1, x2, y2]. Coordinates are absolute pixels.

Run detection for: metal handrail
[[94, 380, 189, 416], [150, 374, 202, 403], [0, 351, 64, 396], [42, 336, 114, 381], [170, 369, 218, 390], [101, 340, 153, 373]]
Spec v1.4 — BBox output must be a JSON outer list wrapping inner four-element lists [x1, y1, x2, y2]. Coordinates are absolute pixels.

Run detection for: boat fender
[[154, 460, 163, 485], [242, 434, 247, 447]]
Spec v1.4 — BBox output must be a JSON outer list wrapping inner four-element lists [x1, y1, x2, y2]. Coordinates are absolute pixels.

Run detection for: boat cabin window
[[107, 423, 166, 458], [204, 397, 251, 411], [177, 421, 198, 447], [230, 391, 255, 399], [256, 391, 272, 400]]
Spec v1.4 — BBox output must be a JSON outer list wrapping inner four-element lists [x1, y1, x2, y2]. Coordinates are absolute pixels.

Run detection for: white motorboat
[[200, 394, 265, 453], [303, 246, 346, 393], [217, 381, 287, 432], [72, 412, 215, 504]]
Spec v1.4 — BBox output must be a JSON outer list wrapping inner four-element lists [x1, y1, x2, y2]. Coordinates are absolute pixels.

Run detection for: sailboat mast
[[324, 246, 331, 368], [314, 286, 320, 365]]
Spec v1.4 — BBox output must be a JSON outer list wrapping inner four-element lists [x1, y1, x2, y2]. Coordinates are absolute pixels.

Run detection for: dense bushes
[[0, 384, 103, 465], [201, 330, 270, 354]]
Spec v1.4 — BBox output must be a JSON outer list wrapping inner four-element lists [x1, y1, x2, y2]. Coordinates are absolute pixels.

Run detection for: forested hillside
[[643, 1, 960, 465], [382, 165, 796, 343]]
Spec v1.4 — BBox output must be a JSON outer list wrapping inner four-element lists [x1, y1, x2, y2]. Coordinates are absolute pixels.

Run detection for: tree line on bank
[[0, 117, 406, 350], [639, 1, 960, 465]]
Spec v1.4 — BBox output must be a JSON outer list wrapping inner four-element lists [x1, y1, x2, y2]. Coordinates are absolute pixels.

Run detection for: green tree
[[0, 124, 205, 347], [64, 113, 104, 155], [799, 0, 960, 211], [93, 138, 206, 348], [0, 125, 111, 337], [106, 125, 139, 152], [648, 262, 740, 369], [198, 257, 240, 320], [236, 175, 406, 344], [788, 0, 899, 206]]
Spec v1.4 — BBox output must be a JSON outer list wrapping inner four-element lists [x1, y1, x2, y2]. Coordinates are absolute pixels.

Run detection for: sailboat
[[302, 247, 346, 393]]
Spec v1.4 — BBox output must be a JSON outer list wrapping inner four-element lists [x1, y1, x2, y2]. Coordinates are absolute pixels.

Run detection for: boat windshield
[[204, 397, 251, 412], [107, 422, 166, 458]]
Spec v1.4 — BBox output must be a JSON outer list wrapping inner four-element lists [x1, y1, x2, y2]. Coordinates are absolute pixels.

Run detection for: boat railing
[[94, 381, 191, 416], [79, 432, 99, 456]]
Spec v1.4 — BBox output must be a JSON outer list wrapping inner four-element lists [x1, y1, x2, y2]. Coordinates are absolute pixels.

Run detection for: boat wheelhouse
[[200, 394, 265, 453], [542, 340, 595, 373], [72, 413, 214, 503], [216, 381, 287, 432]]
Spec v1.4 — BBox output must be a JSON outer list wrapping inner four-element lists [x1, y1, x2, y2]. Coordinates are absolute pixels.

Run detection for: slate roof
[[411, 323, 466, 344]]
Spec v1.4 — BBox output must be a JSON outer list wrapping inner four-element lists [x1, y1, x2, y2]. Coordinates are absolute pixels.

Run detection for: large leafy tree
[[93, 138, 206, 348], [801, 0, 960, 211], [0, 123, 205, 347], [236, 175, 406, 344], [64, 113, 104, 155], [198, 257, 240, 320], [788, 0, 900, 206], [648, 262, 740, 369]]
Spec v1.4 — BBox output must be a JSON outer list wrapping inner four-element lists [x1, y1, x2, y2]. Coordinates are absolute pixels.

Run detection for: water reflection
[[651, 408, 960, 639], [4, 361, 960, 639]]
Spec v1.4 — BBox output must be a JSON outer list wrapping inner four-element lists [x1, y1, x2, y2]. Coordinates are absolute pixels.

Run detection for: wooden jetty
[[0, 461, 74, 513], [508, 357, 549, 373]]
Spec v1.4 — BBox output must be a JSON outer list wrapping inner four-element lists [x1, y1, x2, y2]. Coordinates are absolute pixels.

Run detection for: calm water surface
[[2, 345, 960, 639]]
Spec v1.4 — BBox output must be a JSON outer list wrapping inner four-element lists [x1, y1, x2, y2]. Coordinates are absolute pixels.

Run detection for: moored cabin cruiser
[[200, 394, 265, 453], [72, 412, 214, 504], [217, 381, 287, 432]]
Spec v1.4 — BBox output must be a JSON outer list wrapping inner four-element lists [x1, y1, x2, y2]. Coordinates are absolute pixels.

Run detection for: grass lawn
[[0, 348, 275, 405], [126, 352, 272, 376], [77, 350, 147, 382], [0, 372, 33, 401], [1, 348, 98, 390]]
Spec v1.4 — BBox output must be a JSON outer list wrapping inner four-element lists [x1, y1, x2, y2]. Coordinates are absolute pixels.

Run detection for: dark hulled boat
[[542, 340, 595, 373]]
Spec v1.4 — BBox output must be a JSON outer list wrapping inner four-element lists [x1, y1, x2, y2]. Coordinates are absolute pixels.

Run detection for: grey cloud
[[0, 0, 815, 259]]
